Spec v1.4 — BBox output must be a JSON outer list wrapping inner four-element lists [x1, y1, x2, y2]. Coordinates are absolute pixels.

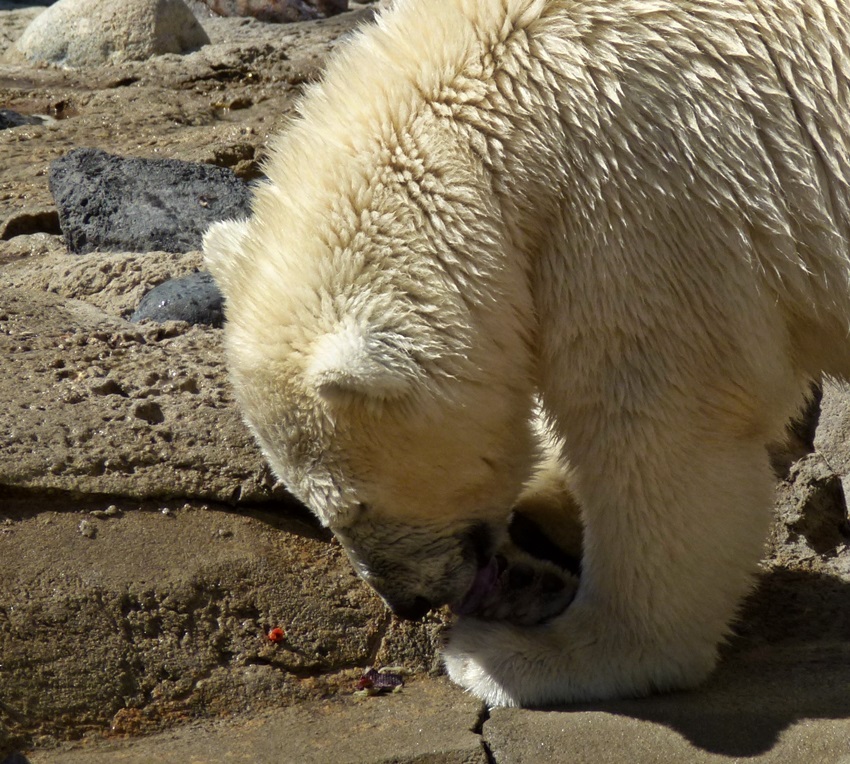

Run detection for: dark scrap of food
[[355, 667, 404, 696]]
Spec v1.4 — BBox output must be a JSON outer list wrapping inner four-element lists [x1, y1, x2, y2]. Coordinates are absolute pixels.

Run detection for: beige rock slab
[[0, 286, 281, 503], [0, 500, 389, 742], [26, 678, 488, 764], [1, 246, 204, 317], [815, 380, 850, 478]]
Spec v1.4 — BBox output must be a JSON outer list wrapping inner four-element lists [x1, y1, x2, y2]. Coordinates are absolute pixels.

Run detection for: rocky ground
[[2, 2, 850, 763]]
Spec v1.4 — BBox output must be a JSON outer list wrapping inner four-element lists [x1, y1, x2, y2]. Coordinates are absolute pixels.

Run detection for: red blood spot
[[267, 627, 285, 643]]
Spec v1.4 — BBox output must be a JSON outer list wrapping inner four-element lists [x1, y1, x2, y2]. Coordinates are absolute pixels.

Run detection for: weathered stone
[[8, 0, 209, 67], [0, 108, 42, 130], [484, 637, 850, 763], [49, 148, 252, 255], [814, 380, 850, 477], [0, 208, 60, 240], [131, 270, 224, 326], [200, 0, 320, 22], [0, 500, 392, 745], [198, 0, 353, 22], [1, 248, 205, 318]]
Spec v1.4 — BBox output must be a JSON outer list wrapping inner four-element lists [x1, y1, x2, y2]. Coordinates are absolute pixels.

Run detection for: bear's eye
[[356, 502, 370, 514]]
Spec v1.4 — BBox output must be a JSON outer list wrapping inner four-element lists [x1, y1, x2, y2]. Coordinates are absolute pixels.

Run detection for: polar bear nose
[[385, 595, 433, 621]]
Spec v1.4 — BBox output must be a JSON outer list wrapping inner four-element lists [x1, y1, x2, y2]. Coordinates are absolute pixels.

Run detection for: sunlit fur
[[206, 0, 850, 706]]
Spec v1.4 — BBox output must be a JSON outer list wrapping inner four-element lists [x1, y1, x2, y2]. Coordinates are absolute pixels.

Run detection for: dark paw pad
[[468, 553, 578, 625]]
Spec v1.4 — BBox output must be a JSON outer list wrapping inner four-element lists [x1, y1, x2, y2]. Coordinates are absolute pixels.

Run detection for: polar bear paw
[[443, 604, 717, 707]]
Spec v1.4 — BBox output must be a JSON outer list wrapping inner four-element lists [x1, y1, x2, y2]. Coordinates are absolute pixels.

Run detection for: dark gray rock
[[198, 0, 319, 22], [315, 0, 349, 16], [1, 754, 31, 764], [0, 109, 42, 130], [48, 148, 253, 254], [130, 270, 224, 327]]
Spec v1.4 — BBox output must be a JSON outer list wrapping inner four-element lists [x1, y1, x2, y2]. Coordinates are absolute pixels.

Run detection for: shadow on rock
[[569, 565, 850, 757]]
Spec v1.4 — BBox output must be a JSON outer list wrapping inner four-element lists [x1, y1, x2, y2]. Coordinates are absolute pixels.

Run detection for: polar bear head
[[204, 171, 538, 619], [202, 22, 544, 616]]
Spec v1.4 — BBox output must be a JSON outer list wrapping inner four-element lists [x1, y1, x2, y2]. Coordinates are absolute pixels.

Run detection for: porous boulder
[[9, 0, 209, 67], [49, 148, 252, 254]]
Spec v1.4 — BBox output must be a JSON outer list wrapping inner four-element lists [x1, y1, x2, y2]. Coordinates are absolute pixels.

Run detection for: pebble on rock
[[130, 271, 225, 327], [49, 148, 253, 255], [10, 0, 210, 67]]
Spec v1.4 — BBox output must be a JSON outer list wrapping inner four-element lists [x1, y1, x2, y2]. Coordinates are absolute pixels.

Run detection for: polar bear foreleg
[[444, 415, 776, 706]]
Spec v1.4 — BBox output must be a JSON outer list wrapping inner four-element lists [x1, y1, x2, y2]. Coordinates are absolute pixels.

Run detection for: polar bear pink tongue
[[453, 557, 500, 615]]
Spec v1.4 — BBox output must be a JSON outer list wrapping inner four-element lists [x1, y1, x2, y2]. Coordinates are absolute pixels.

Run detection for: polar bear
[[205, 0, 850, 706]]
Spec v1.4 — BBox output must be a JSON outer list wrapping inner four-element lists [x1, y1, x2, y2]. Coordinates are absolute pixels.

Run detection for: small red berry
[[267, 627, 285, 643]]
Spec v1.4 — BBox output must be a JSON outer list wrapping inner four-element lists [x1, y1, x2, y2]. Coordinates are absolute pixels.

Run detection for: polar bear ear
[[307, 320, 421, 402], [203, 218, 251, 296]]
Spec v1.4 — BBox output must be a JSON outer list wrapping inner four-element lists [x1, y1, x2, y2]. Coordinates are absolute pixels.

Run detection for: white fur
[[206, 0, 850, 706]]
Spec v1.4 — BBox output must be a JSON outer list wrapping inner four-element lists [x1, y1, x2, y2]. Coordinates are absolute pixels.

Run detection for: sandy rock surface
[[1, 2, 850, 763], [0, 287, 275, 503]]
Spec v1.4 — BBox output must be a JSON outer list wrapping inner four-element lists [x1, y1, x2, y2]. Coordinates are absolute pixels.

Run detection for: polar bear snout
[[334, 515, 578, 626], [333, 519, 496, 620]]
